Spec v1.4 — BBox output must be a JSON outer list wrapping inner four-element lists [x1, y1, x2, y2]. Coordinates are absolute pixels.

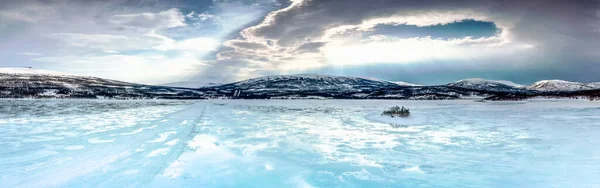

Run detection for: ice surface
[[365, 113, 429, 125], [1, 99, 600, 187]]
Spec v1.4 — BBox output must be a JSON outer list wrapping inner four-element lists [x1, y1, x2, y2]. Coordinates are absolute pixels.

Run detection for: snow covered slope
[[201, 75, 531, 99], [220, 74, 400, 91], [447, 78, 525, 93], [526, 80, 600, 92], [2, 69, 599, 100], [200, 74, 407, 99], [0, 68, 205, 99], [587, 82, 600, 89], [199, 74, 600, 99]]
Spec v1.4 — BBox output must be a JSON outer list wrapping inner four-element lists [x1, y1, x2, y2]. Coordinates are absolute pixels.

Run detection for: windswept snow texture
[[1, 100, 600, 187]]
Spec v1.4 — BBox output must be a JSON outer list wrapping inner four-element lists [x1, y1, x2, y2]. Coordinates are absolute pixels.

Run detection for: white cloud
[[49, 28, 220, 55], [314, 12, 522, 66], [185, 11, 196, 19], [322, 11, 493, 39], [102, 50, 119, 54], [324, 35, 531, 66], [0, 0, 283, 84], [33, 54, 206, 84], [31, 7, 220, 84], [37, 30, 217, 84], [185, 11, 221, 26], [0, 11, 38, 22], [186, 11, 220, 22], [154, 37, 219, 52], [49, 33, 164, 52], [0, 3, 57, 23], [18, 52, 42, 56], [146, 30, 219, 52], [197, 13, 219, 22], [109, 8, 187, 29], [211, 1, 533, 79]]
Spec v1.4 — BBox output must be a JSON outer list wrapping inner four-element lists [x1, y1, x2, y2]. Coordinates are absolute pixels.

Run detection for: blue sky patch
[[369, 19, 499, 39]]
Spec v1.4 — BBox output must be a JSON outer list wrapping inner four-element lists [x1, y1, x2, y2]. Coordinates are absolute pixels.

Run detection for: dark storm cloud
[[294, 42, 326, 53], [225, 40, 269, 50], [247, 0, 492, 46], [246, 0, 599, 53], [206, 0, 600, 83]]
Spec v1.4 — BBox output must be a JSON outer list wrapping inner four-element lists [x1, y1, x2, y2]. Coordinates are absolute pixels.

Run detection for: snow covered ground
[[1, 99, 600, 187]]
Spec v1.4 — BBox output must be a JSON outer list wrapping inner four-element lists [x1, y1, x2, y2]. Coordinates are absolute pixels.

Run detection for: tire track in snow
[[88, 102, 208, 187], [0, 102, 206, 188]]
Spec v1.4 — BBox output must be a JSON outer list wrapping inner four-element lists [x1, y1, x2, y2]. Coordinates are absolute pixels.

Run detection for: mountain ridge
[[0, 68, 206, 99], [1, 68, 599, 100], [527, 79, 600, 92]]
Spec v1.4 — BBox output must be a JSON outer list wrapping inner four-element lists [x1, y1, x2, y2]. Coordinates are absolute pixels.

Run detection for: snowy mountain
[[215, 74, 400, 91], [200, 74, 417, 99], [0, 68, 206, 99], [447, 78, 525, 93], [200, 75, 521, 99], [526, 80, 600, 92], [448, 78, 600, 93], [201, 75, 599, 100], [1, 69, 598, 100]]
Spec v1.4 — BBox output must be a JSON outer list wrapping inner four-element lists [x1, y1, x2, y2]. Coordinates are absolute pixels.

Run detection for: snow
[[232, 74, 394, 87], [365, 112, 429, 125], [0, 67, 70, 76], [40, 89, 60, 96], [1, 99, 600, 187], [588, 82, 600, 88], [527, 79, 600, 91], [452, 78, 524, 88]]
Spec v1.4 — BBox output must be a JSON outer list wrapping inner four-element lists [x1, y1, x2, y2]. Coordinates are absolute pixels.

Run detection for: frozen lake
[[1, 99, 600, 187]]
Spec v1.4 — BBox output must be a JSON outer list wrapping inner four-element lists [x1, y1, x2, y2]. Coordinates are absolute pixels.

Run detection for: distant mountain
[[447, 78, 526, 93], [526, 80, 600, 92], [201, 75, 599, 100], [199, 75, 515, 99], [200, 74, 401, 98], [223, 74, 398, 90], [1, 68, 599, 100], [0, 68, 206, 99]]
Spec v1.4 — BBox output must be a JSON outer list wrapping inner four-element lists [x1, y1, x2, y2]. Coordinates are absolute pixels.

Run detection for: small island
[[381, 106, 410, 118]]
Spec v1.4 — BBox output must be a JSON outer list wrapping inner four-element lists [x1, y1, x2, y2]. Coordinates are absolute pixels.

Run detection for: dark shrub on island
[[382, 106, 410, 118]]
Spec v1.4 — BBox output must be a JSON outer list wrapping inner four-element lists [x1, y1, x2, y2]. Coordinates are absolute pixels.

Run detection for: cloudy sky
[[1, 0, 599, 85]]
